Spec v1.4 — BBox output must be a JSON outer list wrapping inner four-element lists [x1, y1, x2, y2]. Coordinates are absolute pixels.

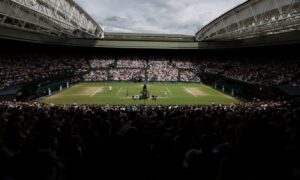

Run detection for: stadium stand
[[0, 0, 300, 180], [1, 52, 299, 88], [0, 100, 299, 180], [1, 47, 298, 180]]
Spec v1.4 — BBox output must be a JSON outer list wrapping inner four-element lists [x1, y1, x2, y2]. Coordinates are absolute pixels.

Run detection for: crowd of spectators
[[0, 53, 89, 88], [197, 61, 229, 74], [82, 58, 199, 82], [1, 45, 300, 180], [148, 60, 179, 81], [83, 70, 108, 81], [196, 57, 300, 87], [222, 60, 300, 86], [180, 71, 201, 82], [1, 53, 300, 88], [117, 59, 146, 68], [0, 100, 299, 180], [109, 69, 145, 81], [174, 60, 195, 69], [89, 58, 114, 68]]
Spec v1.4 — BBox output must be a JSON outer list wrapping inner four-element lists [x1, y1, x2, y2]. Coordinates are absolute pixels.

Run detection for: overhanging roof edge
[[195, 0, 253, 36], [67, 0, 104, 32]]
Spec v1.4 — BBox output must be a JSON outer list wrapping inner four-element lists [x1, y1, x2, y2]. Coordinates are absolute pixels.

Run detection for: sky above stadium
[[75, 0, 247, 35]]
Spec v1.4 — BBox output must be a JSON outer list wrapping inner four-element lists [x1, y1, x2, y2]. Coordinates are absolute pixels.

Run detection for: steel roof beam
[[0, 0, 104, 38], [196, 0, 300, 41]]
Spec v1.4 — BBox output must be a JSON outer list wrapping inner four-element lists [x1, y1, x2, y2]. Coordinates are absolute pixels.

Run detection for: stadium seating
[[1, 53, 299, 88], [0, 0, 299, 179], [0, 100, 298, 180]]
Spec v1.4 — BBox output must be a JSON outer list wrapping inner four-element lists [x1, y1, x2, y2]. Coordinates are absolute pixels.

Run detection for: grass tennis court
[[40, 82, 240, 105]]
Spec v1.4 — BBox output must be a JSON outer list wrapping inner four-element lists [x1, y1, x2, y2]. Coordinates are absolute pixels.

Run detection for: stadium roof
[[0, 0, 104, 38], [196, 0, 300, 41], [0, 0, 299, 48]]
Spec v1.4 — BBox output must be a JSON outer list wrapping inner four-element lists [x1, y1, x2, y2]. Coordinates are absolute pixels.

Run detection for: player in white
[[109, 86, 112, 91]]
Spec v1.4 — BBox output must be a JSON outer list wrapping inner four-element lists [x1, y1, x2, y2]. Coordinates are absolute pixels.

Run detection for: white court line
[[184, 87, 197, 97], [116, 87, 122, 96], [90, 87, 103, 97], [165, 88, 173, 96]]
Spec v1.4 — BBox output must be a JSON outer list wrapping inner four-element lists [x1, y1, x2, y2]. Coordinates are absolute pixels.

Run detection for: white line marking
[[184, 87, 197, 97], [116, 87, 122, 96], [90, 87, 103, 97], [165, 88, 173, 96]]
